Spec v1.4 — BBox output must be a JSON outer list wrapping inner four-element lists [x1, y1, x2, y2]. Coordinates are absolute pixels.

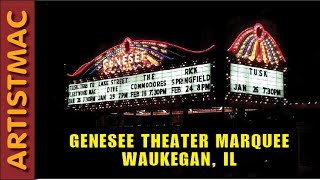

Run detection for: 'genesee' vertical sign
[[230, 63, 284, 98]]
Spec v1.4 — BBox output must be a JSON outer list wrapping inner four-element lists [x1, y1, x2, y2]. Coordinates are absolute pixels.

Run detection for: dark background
[[36, 1, 318, 178]]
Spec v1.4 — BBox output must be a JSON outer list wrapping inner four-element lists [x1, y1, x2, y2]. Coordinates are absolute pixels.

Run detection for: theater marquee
[[66, 37, 215, 109], [230, 63, 284, 98], [68, 63, 212, 105], [227, 23, 287, 103]]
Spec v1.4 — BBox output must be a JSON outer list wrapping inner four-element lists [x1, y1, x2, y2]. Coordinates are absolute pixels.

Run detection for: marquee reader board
[[230, 63, 284, 98], [67, 63, 212, 105]]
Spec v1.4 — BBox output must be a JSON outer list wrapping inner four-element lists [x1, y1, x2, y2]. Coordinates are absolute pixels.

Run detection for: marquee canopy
[[228, 23, 285, 64], [68, 37, 215, 77]]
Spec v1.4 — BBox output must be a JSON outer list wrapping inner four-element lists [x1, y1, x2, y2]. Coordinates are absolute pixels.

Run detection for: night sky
[[36, 1, 320, 102], [35, 1, 318, 178]]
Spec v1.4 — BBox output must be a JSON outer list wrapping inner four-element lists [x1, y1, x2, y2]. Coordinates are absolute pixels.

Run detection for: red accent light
[[265, 31, 286, 62], [228, 28, 253, 52], [227, 23, 286, 64], [68, 37, 215, 77]]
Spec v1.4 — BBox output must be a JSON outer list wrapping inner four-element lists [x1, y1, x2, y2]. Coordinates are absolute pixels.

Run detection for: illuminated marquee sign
[[230, 63, 284, 98], [227, 23, 286, 102], [103, 51, 148, 73], [68, 37, 215, 77], [68, 63, 212, 105], [101, 38, 162, 74], [228, 23, 286, 65]]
